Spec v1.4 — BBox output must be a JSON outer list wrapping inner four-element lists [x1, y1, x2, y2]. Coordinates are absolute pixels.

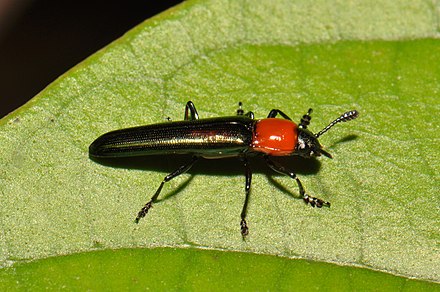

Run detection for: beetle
[[89, 101, 358, 237]]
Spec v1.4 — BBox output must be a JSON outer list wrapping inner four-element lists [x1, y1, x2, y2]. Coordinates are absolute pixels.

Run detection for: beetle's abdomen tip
[[88, 138, 108, 159]]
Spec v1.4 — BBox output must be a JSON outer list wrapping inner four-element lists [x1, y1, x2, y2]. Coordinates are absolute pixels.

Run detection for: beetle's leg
[[299, 108, 313, 129], [245, 111, 255, 119], [240, 156, 252, 237], [236, 102, 244, 116], [135, 156, 199, 223], [264, 156, 330, 208], [184, 101, 199, 121], [236, 102, 254, 119], [267, 109, 292, 120]]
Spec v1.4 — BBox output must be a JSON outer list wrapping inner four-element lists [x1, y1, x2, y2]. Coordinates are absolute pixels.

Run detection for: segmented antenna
[[315, 110, 359, 138]]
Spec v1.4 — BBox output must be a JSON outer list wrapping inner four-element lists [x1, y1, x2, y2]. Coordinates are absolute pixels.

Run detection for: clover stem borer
[[89, 101, 359, 237]]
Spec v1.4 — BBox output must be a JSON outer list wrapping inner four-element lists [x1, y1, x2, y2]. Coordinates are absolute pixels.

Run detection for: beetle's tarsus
[[303, 195, 330, 208], [240, 219, 249, 238], [135, 201, 153, 223]]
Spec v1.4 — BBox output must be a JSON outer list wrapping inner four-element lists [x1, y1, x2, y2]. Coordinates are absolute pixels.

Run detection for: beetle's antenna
[[315, 110, 359, 138]]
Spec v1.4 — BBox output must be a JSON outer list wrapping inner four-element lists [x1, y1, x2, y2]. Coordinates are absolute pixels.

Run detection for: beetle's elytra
[[89, 101, 359, 237]]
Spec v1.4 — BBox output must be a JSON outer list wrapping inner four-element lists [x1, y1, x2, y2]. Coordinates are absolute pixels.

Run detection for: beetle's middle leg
[[135, 156, 199, 223], [236, 102, 254, 119], [267, 109, 292, 120], [239, 156, 252, 237], [264, 156, 330, 208]]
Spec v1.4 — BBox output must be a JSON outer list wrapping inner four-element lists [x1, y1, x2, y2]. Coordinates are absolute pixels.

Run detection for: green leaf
[[1, 248, 438, 290], [1, 0, 439, 289]]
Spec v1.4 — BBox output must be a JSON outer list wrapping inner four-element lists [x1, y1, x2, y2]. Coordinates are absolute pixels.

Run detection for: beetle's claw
[[303, 195, 330, 208]]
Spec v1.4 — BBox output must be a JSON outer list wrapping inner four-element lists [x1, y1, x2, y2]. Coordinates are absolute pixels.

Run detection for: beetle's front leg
[[299, 108, 313, 129], [264, 156, 330, 208], [135, 156, 199, 223]]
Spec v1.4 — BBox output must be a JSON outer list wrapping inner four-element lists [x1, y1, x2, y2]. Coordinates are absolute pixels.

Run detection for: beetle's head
[[296, 128, 331, 158], [295, 109, 359, 159]]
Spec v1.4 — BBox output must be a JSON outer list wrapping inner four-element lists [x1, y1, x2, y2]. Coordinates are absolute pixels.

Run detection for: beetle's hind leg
[[264, 156, 330, 208], [184, 101, 199, 121], [135, 156, 199, 223]]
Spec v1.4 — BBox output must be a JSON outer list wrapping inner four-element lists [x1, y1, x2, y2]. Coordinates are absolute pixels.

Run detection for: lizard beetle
[[89, 101, 359, 237]]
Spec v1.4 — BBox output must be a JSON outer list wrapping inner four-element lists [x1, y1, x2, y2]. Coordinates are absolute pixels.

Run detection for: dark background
[[0, 0, 183, 118]]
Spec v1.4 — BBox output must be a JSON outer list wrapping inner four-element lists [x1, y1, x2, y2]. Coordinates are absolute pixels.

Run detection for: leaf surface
[[1, 0, 439, 288]]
